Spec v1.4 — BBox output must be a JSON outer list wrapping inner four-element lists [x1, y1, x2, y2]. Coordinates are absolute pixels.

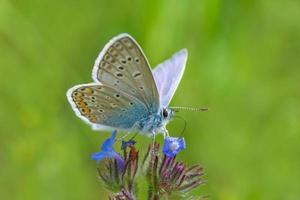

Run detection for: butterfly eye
[[163, 109, 168, 118]]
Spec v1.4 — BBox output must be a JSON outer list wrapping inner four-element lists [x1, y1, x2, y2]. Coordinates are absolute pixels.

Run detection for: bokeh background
[[1, 0, 300, 199]]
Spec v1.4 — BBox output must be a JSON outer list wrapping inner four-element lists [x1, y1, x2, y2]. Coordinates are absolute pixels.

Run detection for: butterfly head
[[162, 108, 175, 122]]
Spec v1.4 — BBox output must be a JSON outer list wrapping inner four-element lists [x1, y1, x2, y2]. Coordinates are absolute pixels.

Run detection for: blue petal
[[163, 137, 186, 157], [121, 139, 136, 150], [101, 130, 117, 152], [91, 151, 112, 162], [92, 130, 125, 170], [178, 138, 186, 149]]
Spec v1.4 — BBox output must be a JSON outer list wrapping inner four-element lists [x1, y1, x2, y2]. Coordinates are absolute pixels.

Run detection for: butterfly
[[66, 33, 188, 136]]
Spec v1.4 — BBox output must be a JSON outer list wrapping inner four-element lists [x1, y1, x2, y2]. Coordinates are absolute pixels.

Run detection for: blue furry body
[[135, 111, 165, 134]]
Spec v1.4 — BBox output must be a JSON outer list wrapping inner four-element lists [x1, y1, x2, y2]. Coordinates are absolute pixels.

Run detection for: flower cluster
[[93, 131, 205, 200]]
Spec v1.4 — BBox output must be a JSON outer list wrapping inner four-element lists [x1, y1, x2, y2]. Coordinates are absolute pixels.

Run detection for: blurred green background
[[1, 0, 300, 199]]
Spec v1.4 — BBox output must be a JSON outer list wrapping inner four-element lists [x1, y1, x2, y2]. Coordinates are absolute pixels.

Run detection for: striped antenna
[[170, 106, 209, 112]]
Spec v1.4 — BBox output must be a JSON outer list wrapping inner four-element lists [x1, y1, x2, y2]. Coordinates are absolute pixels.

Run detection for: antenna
[[173, 115, 187, 138], [170, 106, 209, 112]]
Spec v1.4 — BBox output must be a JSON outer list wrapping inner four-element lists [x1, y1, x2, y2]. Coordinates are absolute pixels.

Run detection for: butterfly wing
[[152, 49, 188, 108], [92, 33, 159, 113], [67, 83, 149, 130], [67, 33, 160, 131]]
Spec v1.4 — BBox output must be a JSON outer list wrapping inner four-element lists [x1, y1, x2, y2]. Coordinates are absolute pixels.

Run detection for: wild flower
[[163, 137, 186, 157], [92, 130, 125, 170], [94, 132, 205, 200]]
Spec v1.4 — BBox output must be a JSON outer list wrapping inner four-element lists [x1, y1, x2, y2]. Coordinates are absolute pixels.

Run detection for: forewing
[[67, 83, 149, 130], [152, 49, 188, 108], [92, 33, 159, 113]]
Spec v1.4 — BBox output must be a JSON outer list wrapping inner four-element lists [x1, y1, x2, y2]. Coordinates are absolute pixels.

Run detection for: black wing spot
[[105, 54, 111, 60], [122, 39, 130, 43], [118, 66, 124, 70], [133, 72, 142, 78], [81, 108, 91, 113], [139, 86, 144, 90], [116, 73, 123, 77], [127, 57, 132, 61], [114, 80, 120, 86], [129, 102, 134, 106], [121, 60, 126, 64], [114, 42, 123, 49], [78, 101, 87, 106], [135, 58, 139, 63], [100, 62, 107, 68], [109, 48, 115, 53], [114, 93, 120, 98], [110, 103, 117, 108]]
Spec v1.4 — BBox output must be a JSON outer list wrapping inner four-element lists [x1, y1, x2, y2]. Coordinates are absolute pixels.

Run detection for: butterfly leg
[[124, 123, 140, 141], [117, 131, 132, 141], [162, 127, 169, 138]]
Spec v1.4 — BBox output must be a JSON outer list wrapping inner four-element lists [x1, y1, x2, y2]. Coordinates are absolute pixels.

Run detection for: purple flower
[[92, 130, 125, 169], [163, 137, 186, 157], [142, 142, 205, 198]]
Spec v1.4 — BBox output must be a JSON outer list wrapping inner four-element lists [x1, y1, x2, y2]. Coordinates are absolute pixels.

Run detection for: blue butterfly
[[66, 33, 187, 137]]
